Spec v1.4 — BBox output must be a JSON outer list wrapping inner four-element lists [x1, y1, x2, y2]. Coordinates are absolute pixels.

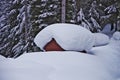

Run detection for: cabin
[[34, 23, 97, 52], [44, 38, 64, 51]]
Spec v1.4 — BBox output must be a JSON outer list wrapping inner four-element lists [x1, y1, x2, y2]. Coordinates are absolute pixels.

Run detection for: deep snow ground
[[0, 52, 112, 80]]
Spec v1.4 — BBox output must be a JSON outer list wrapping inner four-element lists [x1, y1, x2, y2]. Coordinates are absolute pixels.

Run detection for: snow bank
[[0, 56, 54, 80], [34, 23, 95, 52], [0, 52, 114, 80], [93, 33, 109, 46], [0, 55, 6, 60], [90, 31, 120, 79]]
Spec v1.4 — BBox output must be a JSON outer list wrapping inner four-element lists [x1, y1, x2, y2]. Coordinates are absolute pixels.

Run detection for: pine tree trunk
[[24, 0, 29, 51], [61, 0, 66, 23]]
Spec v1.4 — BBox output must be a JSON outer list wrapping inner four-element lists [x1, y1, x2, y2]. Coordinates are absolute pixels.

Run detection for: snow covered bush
[[34, 23, 95, 52]]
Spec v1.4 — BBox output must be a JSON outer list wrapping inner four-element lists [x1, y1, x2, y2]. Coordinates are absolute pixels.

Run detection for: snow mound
[[93, 33, 110, 46], [0, 55, 6, 61], [34, 23, 95, 52], [90, 33, 120, 79], [0, 51, 115, 80], [112, 31, 120, 40]]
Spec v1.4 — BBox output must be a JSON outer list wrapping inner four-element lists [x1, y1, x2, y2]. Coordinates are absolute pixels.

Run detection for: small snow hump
[[112, 31, 120, 40], [93, 33, 110, 46], [34, 23, 95, 52]]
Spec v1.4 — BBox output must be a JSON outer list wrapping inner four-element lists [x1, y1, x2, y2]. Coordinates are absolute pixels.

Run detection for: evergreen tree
[[0, 0, 61, 57], [75, 0, 120, 32], [66, 0, 76, 23], [0, 0, 33, 57], [29, 0, 61, 53], [0, 0, 15, 57]]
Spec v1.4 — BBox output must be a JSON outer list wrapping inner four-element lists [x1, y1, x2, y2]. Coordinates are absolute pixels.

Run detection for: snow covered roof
[[34, 23, 110, 52]]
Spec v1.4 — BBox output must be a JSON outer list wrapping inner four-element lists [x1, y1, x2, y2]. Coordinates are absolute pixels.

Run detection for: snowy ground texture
[[0, 31, 120, 80]]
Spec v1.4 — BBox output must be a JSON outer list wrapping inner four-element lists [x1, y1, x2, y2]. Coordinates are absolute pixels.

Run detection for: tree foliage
[[75, 0, 120, 32]]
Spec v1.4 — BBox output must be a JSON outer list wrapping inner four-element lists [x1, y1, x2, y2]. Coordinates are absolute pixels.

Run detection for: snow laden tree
[[0, 0, 15, 57], [100, 0, 120, 31], [75, 0, 120, 32], [88, 0, 120, 31], [77, 8, 92, 30], [60, 0, 77, 23], [0, 0, 35, 58], [76, 8, 101, 32], [38, 0, 61, 24], [74, 0, 101, 32], [66, 0, 77, 23], [29, 0, 61, 31], [0, 0, 27, 57], [29, 0, 61, 52], [9, 0, 41, 58], [12, 0, 31, 57], [88, 1, 102, 32], [0, 0, 62, 57]]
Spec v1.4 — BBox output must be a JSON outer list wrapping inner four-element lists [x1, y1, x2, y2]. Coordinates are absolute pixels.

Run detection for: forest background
[[0, 0, 120, 58]]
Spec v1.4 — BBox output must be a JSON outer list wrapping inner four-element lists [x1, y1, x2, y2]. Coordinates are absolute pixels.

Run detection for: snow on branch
[[90, 17, 101, 32], [77, 8, 93, 31], [104, 4, 117, 14], [89, 1, 99, 19]]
